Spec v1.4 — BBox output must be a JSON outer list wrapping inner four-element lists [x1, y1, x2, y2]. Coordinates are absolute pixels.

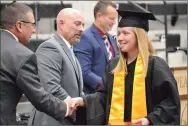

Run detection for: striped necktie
[[103, 35, 113, 60]]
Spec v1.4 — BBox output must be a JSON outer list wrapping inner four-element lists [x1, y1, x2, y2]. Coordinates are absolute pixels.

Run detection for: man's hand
[[71, 97, 85, 107], [64, 96, 77, 116], [63, 97, 85, 117], [132, 118, 150, 125]]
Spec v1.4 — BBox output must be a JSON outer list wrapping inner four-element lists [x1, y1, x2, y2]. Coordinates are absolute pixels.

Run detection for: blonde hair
[[112, 27, 155, 77]]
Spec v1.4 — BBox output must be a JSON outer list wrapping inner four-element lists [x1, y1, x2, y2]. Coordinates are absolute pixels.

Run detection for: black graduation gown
[[83, 56, 180, 125]]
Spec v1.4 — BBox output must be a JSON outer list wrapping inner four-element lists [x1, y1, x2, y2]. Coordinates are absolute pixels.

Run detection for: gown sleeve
[[146, 57, 180, 125], [81, 61, 110, 124], [82, 56, 119, 124]]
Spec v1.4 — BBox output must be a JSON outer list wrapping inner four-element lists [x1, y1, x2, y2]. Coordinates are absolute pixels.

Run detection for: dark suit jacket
[[74, 24, 119, 94], [0, 30, 67, 125], [29, 33, 85, 125], [83, 56, 180, 125]]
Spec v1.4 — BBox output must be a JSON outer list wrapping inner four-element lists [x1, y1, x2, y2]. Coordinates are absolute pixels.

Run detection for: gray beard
[[73, 39, 80, 45]]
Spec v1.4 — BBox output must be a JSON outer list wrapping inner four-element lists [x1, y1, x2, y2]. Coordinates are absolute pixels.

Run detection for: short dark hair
[[94, 1, 117, 19], [0, 2, 33, 29]]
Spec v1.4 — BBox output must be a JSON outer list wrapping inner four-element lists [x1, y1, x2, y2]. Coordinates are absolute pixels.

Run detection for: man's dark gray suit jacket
[[0, 30, 67, 125], [29, 33, 84, 125]]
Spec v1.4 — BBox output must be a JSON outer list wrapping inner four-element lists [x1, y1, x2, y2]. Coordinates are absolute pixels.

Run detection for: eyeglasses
[[20, 21, 36, 27]]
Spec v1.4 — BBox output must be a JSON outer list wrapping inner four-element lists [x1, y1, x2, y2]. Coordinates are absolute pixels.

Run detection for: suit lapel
[[53, 33, 80, 82], [91, 24, 108, 62], [75, 58, 83, 95]]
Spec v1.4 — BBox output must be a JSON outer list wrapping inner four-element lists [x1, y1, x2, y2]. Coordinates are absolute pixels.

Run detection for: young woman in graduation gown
[[72, 10, 180, 125]]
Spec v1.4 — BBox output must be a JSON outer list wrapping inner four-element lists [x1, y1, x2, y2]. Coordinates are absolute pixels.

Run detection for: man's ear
[[59, 20, 64, 30], [15, 21, 23, 33], [96, 13, 102, 19]]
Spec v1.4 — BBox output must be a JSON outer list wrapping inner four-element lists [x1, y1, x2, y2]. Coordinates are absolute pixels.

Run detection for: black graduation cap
[[117, 10, 156, 32]]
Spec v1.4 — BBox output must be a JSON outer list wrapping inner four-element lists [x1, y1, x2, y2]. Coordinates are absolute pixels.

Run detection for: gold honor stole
[[108, 54, 147, 125]]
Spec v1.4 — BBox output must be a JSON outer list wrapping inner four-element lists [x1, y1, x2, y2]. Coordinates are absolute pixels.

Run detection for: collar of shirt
[[94, 24, 105, 37], [59, 35, 72, 50], [3, 29, 19, 42]]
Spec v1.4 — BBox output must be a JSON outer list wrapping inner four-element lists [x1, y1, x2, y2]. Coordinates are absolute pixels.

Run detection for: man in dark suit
[[74, 1, 119, 94], [29, 8, 85, 125], [0, 3, 75, 125]]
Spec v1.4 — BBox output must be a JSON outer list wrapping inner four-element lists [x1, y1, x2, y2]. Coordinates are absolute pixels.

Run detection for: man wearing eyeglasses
[[0, 2, 75, 125]]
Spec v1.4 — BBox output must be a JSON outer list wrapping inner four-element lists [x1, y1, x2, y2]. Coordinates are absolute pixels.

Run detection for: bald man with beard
[[29, 8, 85, 125]]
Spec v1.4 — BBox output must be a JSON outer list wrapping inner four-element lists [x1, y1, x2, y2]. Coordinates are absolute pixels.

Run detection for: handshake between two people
[[63, 97, 150, 125], [64, 96, 84, 116]]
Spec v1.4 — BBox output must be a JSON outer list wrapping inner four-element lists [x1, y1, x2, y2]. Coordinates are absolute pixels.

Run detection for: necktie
[[70, 46, 76, 63], [70, 47, 80, 80], [103, 35, 113, 60]]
